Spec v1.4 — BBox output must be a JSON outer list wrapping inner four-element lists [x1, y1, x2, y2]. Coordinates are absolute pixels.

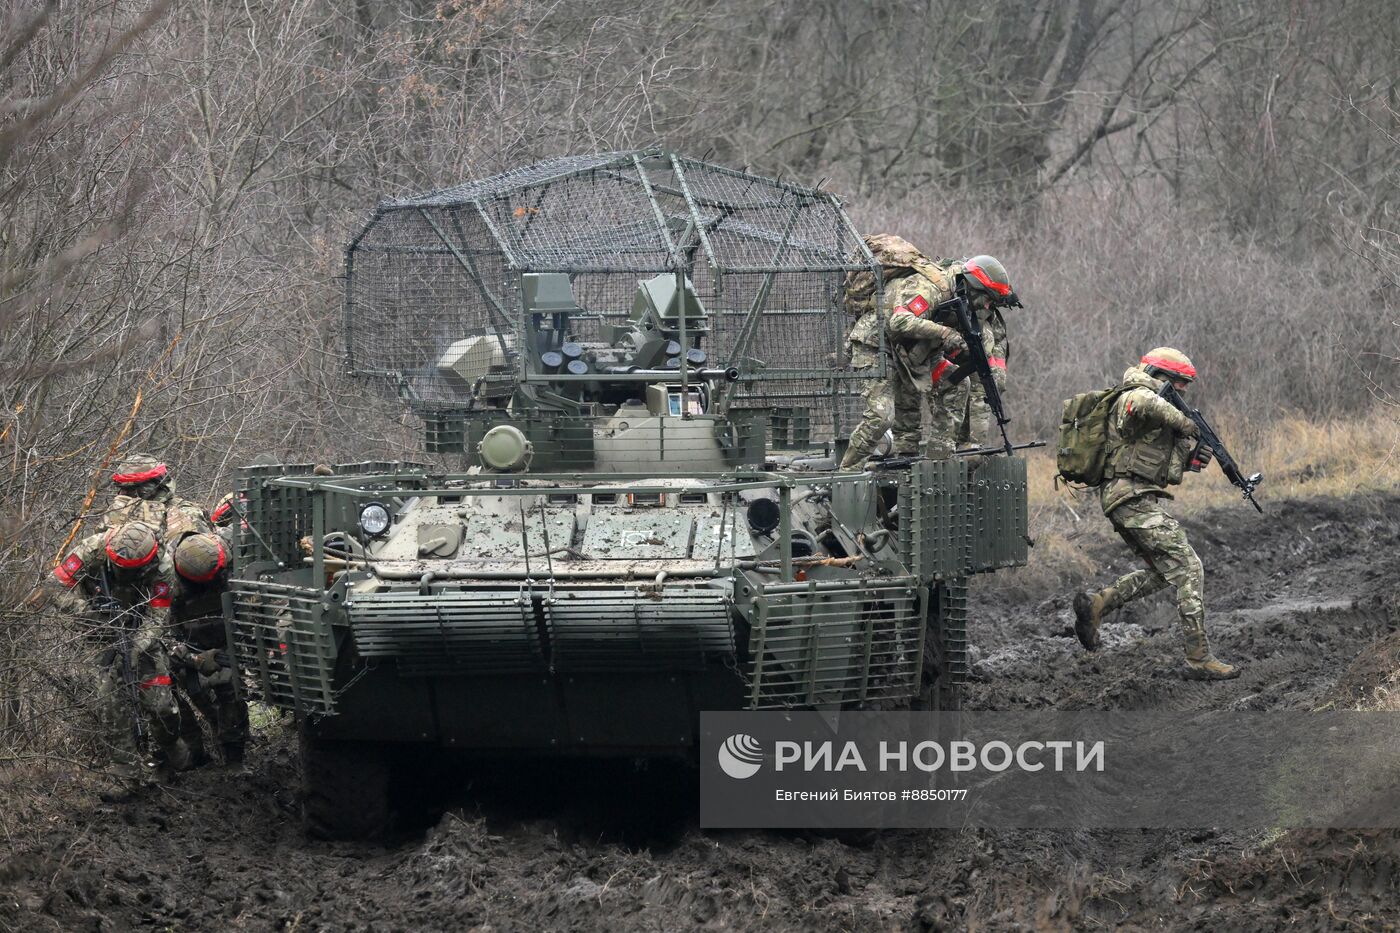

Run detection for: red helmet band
[[1140, 354, 1197, 379], [180, 539, 228, 583], [104, 535, 158, 569], [965, 263, 1011, 297], [112, 463, 168, 484]]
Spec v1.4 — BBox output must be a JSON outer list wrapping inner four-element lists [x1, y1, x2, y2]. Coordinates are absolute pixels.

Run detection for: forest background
[[2, 0, 1397, 754]]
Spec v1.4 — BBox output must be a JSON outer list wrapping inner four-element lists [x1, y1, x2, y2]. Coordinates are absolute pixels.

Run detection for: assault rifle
[[96, 564, 148, 751], [934, 283, 1015, 455], [1157, 381, 1264, 512]]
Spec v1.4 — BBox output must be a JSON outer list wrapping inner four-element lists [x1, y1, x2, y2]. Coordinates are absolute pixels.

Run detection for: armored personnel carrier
[[224, 150, 1029, 838]]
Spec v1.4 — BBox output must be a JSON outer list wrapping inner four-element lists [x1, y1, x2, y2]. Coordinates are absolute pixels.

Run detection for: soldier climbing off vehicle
[[41, 521, 196, 787], [1063, 348, 1240, 681], [926, 255, 1019, 460], [839, 234, 967, 469], [167, 532, 249, 769], [103, 452, 211, 544]]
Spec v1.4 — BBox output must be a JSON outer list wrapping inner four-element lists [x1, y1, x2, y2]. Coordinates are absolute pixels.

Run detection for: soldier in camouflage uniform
[[167, 532, 249, 767], [840, 235, 967, 469], [103, 453, 211, 544], [1072, 348, 1239, 680], [926, 256, 1017, 459], [43, 522, 194, 781]]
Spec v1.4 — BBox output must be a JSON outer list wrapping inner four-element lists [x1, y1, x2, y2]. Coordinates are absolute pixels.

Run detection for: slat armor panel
[[348, 589, 543, 675], [898, 459, 971, 582], [546, 586, 734, 671], [746, 577, 924, 709], [968, 457, 1030, 572], [228, 580, 338, 714]]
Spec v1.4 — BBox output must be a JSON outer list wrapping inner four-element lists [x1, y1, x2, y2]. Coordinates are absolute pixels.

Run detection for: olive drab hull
[[225, 456, 1028, 752], [223, 152, 1030, 774]]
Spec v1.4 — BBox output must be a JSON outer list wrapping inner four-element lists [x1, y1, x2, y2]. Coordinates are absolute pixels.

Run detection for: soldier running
[[1072, 348, 1240, 680]]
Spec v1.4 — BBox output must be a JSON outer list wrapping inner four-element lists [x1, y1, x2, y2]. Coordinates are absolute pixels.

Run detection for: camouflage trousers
[[1098, 495, 1210, 660], [924, 378, 993, 460], [172, 618, 249, 758], [841, 367, 926, 467], [94, 626, 186, 768], [174, 672, 248, 756]]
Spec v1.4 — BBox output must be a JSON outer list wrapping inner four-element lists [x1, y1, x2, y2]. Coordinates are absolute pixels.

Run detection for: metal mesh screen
[[344, 149, 878, 444]]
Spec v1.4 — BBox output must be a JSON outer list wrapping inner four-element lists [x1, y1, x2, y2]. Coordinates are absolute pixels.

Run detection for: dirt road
[[3, 492, 1398, 931]]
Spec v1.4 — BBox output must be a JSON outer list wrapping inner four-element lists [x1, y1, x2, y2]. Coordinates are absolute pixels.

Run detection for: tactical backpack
[[1056, 386, 1131, 487], [843, 234, 948, 316]]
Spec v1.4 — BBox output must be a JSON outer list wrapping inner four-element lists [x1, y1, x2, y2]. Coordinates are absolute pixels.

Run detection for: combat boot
[[99, 757, 152, 802], [1183, 656, 1241, 681], [1182, 631, 1241, 681], [160, 738, 196, 772], [1072, 591, 1106, 650]]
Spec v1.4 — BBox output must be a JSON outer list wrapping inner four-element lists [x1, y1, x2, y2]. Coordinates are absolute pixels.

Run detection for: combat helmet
[[960, 255, 1020, 307], [1139, 347, 1196, 383], [103, 522, 159, 570], [173, 533, 228, 583], [112, 453, 169, 491]]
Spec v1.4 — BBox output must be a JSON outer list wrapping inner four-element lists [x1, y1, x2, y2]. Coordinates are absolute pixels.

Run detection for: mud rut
[[3, 492, 1398, 931]]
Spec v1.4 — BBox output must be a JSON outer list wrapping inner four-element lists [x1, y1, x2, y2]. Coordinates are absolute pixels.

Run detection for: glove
[[943, 332, 967, 358], [1189, 446, 1215, 472], [195, 648, 230, 675], [53, 588, 91, 615], [1176, 418, 1200, 439]]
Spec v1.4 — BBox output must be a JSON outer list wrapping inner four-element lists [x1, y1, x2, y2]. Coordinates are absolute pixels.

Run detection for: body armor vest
[[1106, 393, 1186, 487]]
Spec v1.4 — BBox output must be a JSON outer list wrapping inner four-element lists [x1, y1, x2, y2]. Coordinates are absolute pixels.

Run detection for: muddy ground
[[3, 491, 1399, 931]]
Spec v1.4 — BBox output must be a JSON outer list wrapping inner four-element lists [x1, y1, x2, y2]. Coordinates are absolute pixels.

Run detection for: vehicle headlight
[[358, 502, 391, 538]]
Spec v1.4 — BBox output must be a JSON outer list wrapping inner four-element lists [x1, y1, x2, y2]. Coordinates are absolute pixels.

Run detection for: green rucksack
[[1056, 386, 1131, 487]]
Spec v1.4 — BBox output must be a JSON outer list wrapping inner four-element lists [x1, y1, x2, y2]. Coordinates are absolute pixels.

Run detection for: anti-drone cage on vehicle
[[343, 149, 879, 453]]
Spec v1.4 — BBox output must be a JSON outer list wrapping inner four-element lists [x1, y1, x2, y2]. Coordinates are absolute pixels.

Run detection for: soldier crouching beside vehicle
[[41, 522, 194, 786], [166, 532, 249, 768], [103, 453, 211, 544]]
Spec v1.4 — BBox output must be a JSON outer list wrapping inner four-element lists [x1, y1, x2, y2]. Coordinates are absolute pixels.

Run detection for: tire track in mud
[[2, 493, 1397, 931]]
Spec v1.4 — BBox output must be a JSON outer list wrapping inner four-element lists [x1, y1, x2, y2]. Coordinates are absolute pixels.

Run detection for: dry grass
[[999, 411, 1400, 599]]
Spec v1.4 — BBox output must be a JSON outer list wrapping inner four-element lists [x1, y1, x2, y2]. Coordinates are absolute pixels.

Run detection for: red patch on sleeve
[[150, 581, 172, 609], [907, 294, 929, 316], [53, 554, 83, 587]]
